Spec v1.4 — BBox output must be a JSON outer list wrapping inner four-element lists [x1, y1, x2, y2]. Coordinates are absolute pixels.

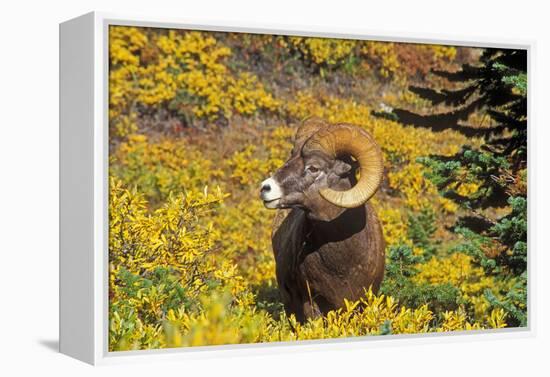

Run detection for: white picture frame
[[59, 11, 534, 365]]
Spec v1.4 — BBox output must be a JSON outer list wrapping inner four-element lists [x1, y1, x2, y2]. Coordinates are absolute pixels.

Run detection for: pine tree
[[380, 48, 528, 326]]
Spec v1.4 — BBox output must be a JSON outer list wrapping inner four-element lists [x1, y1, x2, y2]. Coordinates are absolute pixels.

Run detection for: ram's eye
[[306, 165, 320, 174]]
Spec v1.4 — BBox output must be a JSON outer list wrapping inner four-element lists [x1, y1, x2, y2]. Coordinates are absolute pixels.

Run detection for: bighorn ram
[[260, 118, 386, 322]]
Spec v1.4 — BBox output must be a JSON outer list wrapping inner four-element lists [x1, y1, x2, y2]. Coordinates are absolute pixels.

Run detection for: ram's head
[[260, 118, 383, 215]]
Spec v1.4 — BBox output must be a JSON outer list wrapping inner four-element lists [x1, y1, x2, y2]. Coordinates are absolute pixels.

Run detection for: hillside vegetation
[[108, 26, 525, 351]]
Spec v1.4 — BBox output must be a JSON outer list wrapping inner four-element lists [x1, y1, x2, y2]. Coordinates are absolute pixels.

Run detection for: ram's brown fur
[[266, 118, 386, 322]]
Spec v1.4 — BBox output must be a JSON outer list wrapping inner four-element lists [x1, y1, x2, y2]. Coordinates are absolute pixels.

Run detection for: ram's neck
[[305, 175, 355, 222], [306, 205, 367, 245]]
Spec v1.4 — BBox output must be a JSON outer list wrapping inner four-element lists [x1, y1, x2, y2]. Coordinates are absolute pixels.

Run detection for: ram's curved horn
[[295, 117, 329, 144], [303, 123, 383, 208]]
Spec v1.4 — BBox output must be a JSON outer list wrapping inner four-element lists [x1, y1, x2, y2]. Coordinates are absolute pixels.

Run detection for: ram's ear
[[332, 160, 353, 177]]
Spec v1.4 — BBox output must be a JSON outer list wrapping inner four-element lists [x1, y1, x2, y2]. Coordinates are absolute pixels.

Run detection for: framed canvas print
[[60, 12, 532, 365]]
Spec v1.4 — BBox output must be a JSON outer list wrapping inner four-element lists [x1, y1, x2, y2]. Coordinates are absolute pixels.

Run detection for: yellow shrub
[[109, 178, 250, 350], [109, 177, 230, 282], [388, 163, 438, 210], [225, 125, 293, 187], [213, 199, 276, 286], [378, 206, 410, 247], [109, 26, 279, 139], [414, 253, 513, 322], [110, 133, 224, 202], [289, 37, 357, 66], [361, 41, 401, 79], [161, 288, 504, 347]]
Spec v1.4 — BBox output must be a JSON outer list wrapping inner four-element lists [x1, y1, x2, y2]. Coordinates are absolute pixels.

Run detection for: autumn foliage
[[108, 26, 523, 351]]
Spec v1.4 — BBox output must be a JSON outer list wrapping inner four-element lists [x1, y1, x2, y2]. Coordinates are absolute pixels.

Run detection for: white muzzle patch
[[260, 177, 282, 209]]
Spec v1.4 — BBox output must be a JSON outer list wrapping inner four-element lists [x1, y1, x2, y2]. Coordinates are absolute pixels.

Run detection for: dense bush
[[108, 27, 524, 351]]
